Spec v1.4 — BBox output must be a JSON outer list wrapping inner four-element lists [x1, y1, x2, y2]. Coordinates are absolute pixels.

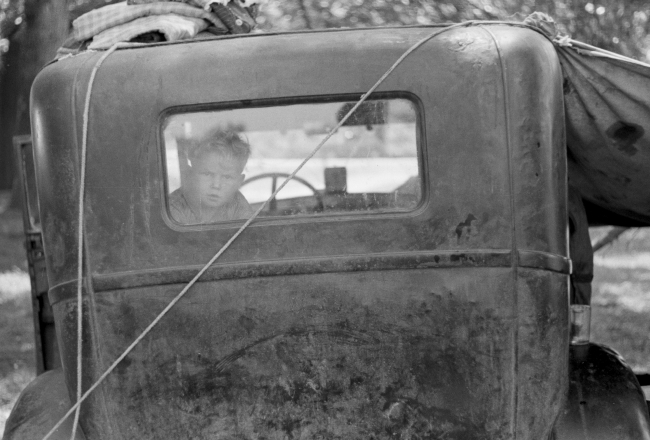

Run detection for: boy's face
[[185, 151, 245, 210]]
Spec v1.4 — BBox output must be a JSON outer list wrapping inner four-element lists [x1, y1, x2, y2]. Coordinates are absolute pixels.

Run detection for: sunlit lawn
[[0, 283, 34, 434], [590, 228, 650, 372], [0, 209, 35, 436]]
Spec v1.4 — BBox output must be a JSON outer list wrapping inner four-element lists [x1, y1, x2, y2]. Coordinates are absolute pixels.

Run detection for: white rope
[[32, 42, 127, 440], [565, 38, 650, 68], [42, 22, 473, 440], [70, 42, 127, 440], [69, 41, 138, 440]]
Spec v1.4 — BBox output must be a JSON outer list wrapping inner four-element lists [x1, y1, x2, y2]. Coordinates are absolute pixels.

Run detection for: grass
[[0, 208, 36, 436], [0, 212, 648, 435], [590, 227, 650, 373]]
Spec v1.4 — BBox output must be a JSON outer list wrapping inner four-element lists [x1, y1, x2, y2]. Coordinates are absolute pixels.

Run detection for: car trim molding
[[49, 250, 569, 304]]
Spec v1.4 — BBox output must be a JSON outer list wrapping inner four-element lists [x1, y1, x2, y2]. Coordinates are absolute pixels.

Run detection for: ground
[[591, 227, 650, 372], [0, 208, 649, 434], [0, 208, 35, 434]]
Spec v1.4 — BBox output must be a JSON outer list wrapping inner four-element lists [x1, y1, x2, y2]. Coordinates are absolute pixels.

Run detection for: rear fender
[[554, 343, 650, 439], [2, 369, 86, 440]]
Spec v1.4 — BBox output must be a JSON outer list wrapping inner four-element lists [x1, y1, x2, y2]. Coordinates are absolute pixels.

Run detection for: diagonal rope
[[43, 21, 474, 440]]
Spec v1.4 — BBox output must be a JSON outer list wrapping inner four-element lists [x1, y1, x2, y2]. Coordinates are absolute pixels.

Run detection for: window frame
[[159, 91, 428, 231]]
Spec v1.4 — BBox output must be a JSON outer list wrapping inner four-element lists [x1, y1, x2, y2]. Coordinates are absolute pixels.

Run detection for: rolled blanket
[[128, 0, 263, 8], [126, 0, 259, 33], [72, 1, 228, 42], [88, 14, 209, 49]]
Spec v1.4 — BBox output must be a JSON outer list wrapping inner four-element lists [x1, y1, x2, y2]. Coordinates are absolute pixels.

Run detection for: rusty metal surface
[[515, 269, 569, 439], [51, 268, 566, 439], [47, 249, 570, 303], [483, 26, 567, 255], [30, 25, 566, 286], [28, 24, 569, 439]]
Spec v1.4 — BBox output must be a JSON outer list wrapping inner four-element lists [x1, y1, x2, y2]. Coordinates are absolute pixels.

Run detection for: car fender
[[3, 369, 86, 440], [554, 342, 650, 439]]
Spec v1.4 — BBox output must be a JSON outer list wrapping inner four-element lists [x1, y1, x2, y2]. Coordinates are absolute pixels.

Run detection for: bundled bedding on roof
[[59, 0, 260, 53]]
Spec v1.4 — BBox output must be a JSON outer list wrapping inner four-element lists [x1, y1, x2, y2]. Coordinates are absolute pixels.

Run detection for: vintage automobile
[[5, 17, 650, 440]]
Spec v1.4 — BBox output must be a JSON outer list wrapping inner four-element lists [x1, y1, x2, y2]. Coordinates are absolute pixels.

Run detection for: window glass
[[163, 97, 422, 225]]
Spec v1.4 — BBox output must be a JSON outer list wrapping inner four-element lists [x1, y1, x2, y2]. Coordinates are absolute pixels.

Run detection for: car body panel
[[24, 24, 576, 439]]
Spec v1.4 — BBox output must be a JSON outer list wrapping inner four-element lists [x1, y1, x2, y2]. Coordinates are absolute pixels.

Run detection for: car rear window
[[162, 96, 422, 226]]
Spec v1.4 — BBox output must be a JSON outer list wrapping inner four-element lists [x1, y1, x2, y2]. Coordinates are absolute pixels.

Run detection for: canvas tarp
[[526, 14, 650, 226], [559, 42, 650, 226]]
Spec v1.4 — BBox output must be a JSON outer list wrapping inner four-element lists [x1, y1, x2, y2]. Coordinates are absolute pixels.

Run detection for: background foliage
[[0, 0, 649, 194], [260, 0, 650, 60], [1, 0, 649, 73]]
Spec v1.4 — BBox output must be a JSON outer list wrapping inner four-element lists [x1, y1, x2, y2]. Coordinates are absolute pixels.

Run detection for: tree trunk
[[0, 0, 70, 207], [296, 0, 313, 29]]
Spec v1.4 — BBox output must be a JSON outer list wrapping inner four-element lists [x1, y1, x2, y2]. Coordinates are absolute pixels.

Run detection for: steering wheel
[[241, 172, 325, 214]]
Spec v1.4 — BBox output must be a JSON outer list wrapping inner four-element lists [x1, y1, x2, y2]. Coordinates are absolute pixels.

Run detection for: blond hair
[[189, 130, 251, 171]]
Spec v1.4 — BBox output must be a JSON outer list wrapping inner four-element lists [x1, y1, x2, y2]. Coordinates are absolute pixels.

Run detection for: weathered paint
[[28, 24, 570, 438], [31, 25, 567, 284], [52, 268, 567, 439]]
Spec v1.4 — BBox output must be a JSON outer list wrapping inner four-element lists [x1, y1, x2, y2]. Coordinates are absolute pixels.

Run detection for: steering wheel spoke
[[242, 172, 325, 215]]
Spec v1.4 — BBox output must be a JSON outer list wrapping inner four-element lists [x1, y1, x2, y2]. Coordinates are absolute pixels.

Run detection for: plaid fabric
[[88, 14, 208, 49], [128, 0, 217, 8], [124, 0, 259, 32], [128, 0, 187, 4], [73, 1, 227, 42], [128, 0, 264, 7]]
